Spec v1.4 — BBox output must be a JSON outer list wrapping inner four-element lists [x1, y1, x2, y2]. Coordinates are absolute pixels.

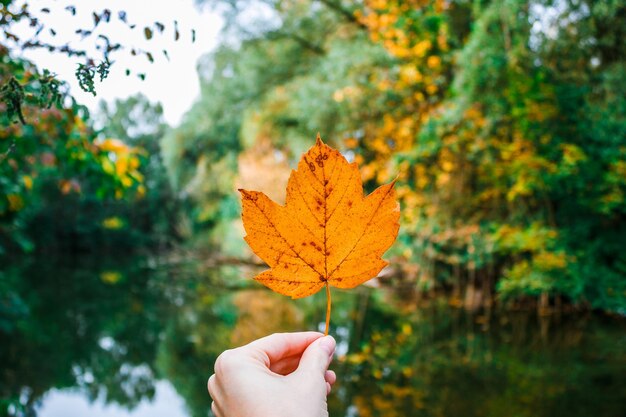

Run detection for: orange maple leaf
[[239, 134, 400, 334]]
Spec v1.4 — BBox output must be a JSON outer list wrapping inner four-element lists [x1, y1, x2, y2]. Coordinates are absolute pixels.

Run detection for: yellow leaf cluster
[[355, 1, 452, 210], [102, 216, 125, 230], [96, 138, 145, 197]]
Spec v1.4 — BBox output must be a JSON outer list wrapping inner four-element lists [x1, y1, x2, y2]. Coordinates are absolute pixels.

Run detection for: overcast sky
[[10, 0, 223, 126]]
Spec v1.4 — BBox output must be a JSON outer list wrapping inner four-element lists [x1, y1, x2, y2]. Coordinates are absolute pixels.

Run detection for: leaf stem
[[325, 282, 331, 336]]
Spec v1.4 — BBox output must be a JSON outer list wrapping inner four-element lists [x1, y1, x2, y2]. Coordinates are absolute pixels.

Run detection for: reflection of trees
[[0, 256, 166, 416], [230, 290, 303, 346], [155, 280, 234, 417], [333, 299, 626, 417], [156, 289, 304, 417], [2, 257, 624, 417], [0, 256, 313, 417]]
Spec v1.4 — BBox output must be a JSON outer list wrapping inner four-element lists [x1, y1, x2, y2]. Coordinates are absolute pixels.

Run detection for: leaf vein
[[250, 198, 325, 278], [294, 172, 324, 226], [327, 185, 394, 279], [325, 167, 352, 222]]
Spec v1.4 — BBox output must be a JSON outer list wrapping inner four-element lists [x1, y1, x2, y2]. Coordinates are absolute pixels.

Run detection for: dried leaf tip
[[238, 189, 255, 201]]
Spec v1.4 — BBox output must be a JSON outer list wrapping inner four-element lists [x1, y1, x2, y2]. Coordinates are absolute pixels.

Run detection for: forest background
[[1, 0, 625, 314]]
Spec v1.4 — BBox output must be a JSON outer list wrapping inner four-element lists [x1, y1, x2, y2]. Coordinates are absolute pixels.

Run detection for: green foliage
[[2, 0, 623, 312], [0, 67, 63, 125], [0, 50, 163, 252], [1, 0, 188, 121], [166, 0, 625, 312], [437, 0, 626, 309], [93, 94, 182, 249], [18, 93, 181, 252], [0, 77, 24, 124], [162, 0, 389, 240], [0, 257, 168, 415], [75, 61, 111, 96]]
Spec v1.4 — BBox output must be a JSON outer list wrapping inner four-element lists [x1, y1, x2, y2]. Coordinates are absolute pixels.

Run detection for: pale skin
[[208, 332, 337, 417]]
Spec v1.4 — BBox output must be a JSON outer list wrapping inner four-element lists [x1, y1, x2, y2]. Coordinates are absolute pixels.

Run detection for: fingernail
[[319, 336, 336, 355]]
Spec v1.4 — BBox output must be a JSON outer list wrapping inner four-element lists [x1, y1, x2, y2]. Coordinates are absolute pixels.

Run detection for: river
[[1, 254, 625, 417]]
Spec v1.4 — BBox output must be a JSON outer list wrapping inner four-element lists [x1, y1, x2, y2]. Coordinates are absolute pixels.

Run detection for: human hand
[[208, 332, 336, 417]]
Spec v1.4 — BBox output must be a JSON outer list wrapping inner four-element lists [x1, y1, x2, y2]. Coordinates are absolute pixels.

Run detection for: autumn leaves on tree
[[240, 135, 400, 335]]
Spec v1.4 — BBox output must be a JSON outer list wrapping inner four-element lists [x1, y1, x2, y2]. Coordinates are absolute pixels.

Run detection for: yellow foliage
[[412, 164, 427, 188], [343, 137, 359, 149], [100, 271, 122, 284], [361, 162, 377, 181], [102, 216, 125, 230], [609, 160, 626, 178], [101, 158, 115, 175], [427, 55, 441, 68], [332, 89, 345, 102], [436, 172, 450, 187], [561, 144, 587, 166], [534, 251, 569, 270], [97, 138, 130, 153], [411, 39, 432, 58], [356, 1, 454, 186], [399, 65, 422, 84], [22, 175, 33, 190], [236, 137, 291, 204], [230, 290, 303, 346], [7, 194, 24, 211], [95, 138, 144, 198]]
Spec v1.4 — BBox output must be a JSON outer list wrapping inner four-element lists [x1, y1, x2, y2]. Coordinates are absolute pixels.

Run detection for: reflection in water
[[39, 381, 186, 417], [1, 255, 625, 417], [230, 290, 303, 346]]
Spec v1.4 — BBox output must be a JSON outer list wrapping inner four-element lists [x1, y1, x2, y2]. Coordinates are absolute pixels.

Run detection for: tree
[[0, 50, 146, 253], [1, 0, 187, 123], [168, 0, 626, 312], [94, 94, 182, 249]]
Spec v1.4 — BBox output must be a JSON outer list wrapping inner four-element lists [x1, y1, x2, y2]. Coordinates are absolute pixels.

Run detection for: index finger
[[245, 332, 324, 366]]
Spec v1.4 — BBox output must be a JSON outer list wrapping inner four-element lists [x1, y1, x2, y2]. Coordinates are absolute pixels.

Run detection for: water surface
[[1, 254, 625, 417]]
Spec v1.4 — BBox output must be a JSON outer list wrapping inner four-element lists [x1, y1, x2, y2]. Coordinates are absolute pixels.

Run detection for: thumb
[[296, 335, 335, 376]]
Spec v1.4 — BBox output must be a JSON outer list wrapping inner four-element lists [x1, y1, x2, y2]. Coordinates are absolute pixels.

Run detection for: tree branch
[[265, 30, 325, 54], [318, 0, 368, 30], [0, 141, 16, 164]]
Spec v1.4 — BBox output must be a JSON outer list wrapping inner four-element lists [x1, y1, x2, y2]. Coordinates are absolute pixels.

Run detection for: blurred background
[[1, 0, 625, 416]]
